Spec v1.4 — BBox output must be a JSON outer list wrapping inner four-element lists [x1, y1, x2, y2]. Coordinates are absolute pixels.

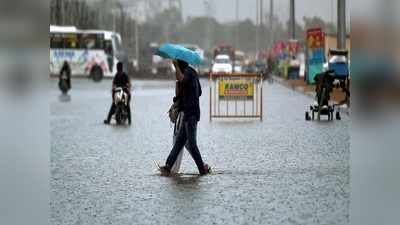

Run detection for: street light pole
[[260, 0, 263, 49], [60, 0, 64, 25], [260, 0, 263, 26], [289, 0, 295, 40], [337, 0, 346, 49], [235, 0, 239, 50], [256, 0, 259, 55], [269, 0, 274, 48]]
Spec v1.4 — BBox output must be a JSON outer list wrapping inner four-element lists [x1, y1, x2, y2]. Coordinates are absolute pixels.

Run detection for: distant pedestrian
[[59, 61, 71, 89], [159, 59, 211, 175]]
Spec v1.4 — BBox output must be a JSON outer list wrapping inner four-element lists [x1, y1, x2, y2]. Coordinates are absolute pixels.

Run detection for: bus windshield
[[112, 35, 123, 54]]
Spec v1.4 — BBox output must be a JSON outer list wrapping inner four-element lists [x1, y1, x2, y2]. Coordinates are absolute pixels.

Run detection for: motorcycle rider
[[104, 62, 132, 125]]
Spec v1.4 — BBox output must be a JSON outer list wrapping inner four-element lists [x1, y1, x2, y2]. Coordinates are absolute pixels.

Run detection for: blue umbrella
[[155, 43, 203, 65]]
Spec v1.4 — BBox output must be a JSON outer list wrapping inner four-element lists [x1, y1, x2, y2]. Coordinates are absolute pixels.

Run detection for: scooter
[[113, 87, 129, 125]]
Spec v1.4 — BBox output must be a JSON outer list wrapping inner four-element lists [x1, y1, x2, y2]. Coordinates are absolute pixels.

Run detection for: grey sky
[[181, 0, 354, 26]]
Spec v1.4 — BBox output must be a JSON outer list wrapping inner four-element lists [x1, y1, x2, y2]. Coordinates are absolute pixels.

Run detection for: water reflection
[[58, 93, 71, 102]]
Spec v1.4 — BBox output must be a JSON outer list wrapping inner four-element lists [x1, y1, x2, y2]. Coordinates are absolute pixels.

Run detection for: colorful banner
[[218, 80, 254, 98], [306, 27, 326, 84], [307, 28, 325, 49], [272, 41, 287, 59]]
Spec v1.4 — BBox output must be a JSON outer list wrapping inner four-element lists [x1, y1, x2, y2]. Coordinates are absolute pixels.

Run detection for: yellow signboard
[[219, 80, 254, 97]]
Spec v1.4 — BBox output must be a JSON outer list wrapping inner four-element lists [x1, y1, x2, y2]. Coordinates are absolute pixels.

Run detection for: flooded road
[[51, 78, 349, 225]]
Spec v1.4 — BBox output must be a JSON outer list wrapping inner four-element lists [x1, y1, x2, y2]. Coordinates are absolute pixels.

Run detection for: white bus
[[50, 25, 127, 80]]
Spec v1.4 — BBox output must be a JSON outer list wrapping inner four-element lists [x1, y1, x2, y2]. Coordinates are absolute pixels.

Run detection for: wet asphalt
[[51, 78, 349, 225]]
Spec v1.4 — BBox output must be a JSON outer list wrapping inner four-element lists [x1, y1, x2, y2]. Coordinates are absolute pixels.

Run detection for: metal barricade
[[209, 73, 263, 121]]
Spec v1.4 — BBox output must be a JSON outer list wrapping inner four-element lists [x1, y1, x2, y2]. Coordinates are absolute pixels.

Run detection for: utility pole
[[256, 0, 259, 55], [289, 0, 295, 40], [60, 0, 64, 25], [260, 0, 263, 25], [269, 0, 274, 48], [337, 0, 346, 49], [331, 0, 334, 26], [260, 0, 263, 49], [235, 0, 239, 50]]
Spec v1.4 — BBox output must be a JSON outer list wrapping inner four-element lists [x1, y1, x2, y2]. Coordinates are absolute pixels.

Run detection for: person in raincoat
[[59, 61, 71, 89]]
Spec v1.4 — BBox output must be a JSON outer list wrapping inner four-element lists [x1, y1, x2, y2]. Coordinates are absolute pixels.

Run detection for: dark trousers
[[166, 115, 206, 174], [106, 94, 131, 122]]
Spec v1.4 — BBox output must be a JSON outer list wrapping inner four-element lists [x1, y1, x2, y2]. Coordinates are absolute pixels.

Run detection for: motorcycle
[[113, 87, 129, 125], [58, 71, 70, 94]]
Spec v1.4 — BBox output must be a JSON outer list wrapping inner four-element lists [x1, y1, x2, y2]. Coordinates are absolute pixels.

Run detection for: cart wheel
[[336, 111, 341, 120], [305, 112, 311, 121]]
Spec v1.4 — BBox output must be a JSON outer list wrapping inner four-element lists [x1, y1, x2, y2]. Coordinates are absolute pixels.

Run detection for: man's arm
[[173, 60, 184, 81]]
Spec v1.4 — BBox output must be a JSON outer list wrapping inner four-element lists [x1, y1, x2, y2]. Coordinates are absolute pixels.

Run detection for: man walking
[[159, 59, 210, 175]]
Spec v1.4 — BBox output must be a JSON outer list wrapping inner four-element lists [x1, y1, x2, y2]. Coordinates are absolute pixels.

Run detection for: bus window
[[50, 34, 64, 48], [86, 39, 96, 49], [80, 34, 94, 49], [80, 34, 104, 50], [63, 33, 78, 49]]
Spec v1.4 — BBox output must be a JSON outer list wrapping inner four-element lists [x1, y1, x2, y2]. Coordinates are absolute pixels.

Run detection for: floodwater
[[51, 78, 349, 225]]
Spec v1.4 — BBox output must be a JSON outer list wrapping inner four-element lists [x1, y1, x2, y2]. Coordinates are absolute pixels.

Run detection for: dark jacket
[[113, 72, 130, 88], [179, 66, 202, 121], [59, 63, 71, 88]]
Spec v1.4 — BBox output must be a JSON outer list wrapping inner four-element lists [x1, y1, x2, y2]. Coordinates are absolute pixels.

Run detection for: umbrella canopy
[[155, 43, 203, 65]]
